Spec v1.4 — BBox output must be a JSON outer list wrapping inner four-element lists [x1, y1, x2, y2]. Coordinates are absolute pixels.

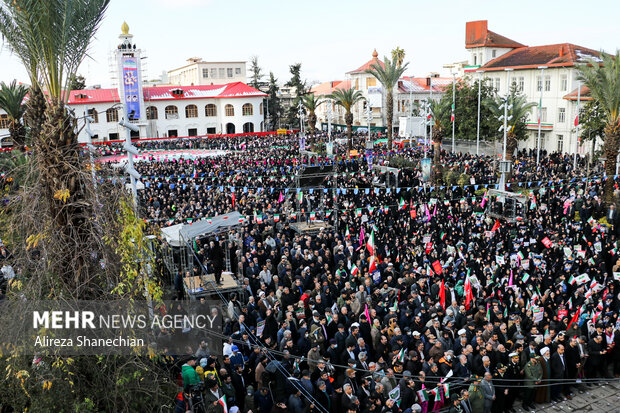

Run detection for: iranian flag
[[399, 198, 406, 210], [397, 347, 406, 363], [273, 214, 280, 222], [451, 103, 455, 122], [298, 191, 303, 204], [218, 395, 228, 413], [345, 225, 350, 239], [366, 230, 375, 255], [369, 255, 377, 273], [356, 208, 362, 217], [239, 215, 245, 223], [310, 212, 316, 221], [351, 264, 359, 276], [464, 275, 474, 310], [417, 387, 429, 403]]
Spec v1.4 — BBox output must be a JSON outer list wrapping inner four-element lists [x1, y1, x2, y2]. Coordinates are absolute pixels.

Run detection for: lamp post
[[536, 66, 548, 165], [476, 70, 484, 156], [498, 68, 513, 192], [451, 72, 456, 153], [573, 81, 581, 169], [429, 77, 433, 156]]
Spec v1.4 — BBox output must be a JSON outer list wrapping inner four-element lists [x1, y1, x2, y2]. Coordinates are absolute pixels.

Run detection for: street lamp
[[497, 68, 513, 192], [536, 66, 548, 165], [365, 100, 373, 146], [573, 81, 581, 169], [476, 70, 484, 156], [451, 72, 457, 153]]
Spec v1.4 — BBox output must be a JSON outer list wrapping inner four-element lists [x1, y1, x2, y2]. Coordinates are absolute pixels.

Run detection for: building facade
[[463, 20, 601, 155], [167, 58, 247, 86]]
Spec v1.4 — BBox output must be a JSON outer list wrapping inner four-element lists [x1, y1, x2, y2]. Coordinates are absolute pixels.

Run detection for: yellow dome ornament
[[121, 21, 129, 35]]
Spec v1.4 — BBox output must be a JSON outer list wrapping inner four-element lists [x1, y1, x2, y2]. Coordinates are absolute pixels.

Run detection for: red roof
[[310, 80, 351, 95], [398, 76, 453, 93], [480, 43, 602, 72], [465, 20, 525, 49], [347, 49, 385, 74], [67, 82, 266, 105], [563, 85, 593, 101]]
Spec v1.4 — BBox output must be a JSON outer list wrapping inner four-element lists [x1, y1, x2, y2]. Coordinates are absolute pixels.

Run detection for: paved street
[[510, 381, 620, 413]]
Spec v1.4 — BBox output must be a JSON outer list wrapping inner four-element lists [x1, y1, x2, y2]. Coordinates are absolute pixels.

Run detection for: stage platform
[[290, 221, 333, 235], [184, 271, 241, 299]]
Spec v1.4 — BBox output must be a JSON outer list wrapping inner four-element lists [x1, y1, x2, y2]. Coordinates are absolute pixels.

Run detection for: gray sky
[[0, 0, 618, 88]]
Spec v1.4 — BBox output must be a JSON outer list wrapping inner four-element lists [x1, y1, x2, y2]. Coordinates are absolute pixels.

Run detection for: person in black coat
[[550, 344, 568, 402], [564, 338, 581, 392], [231, 364, 246, 412], [586, 334, 607, 378]]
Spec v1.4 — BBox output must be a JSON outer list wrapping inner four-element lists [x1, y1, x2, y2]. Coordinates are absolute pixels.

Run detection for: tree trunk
[[308, 111, 316, 136], [24, 85, 46, 145], [432, 128, 442, 183], [37, 99, 95, 296], [345, 111, 353, 152], [8, 121, 26, 149], [603, 122, 620, 205], [506, 133, 518, 181], [386, 90, 393, 151]]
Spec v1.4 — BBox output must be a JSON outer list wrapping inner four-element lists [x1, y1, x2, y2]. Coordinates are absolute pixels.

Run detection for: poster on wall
[[421, 158, 431, 182], [122, 56, 140, 120]]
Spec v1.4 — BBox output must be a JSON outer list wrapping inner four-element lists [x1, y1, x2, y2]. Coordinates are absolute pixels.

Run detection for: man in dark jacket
[[550, 344, 567, 402]]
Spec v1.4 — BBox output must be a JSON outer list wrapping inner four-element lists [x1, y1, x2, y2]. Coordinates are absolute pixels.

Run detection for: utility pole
[[536, 66, 547, 165], [451, 72, 456, 153], [476, 70, 484, 156]]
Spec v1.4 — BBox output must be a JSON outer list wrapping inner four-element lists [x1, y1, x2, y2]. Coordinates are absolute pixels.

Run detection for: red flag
[[464, 276, 474, 310], [232, 191, 236, 209], [432, 260, 443, 276], [425, 242, 433, 254], [574, 115, 579, 127], [439, 279, 446, 309], [369, 255, 377, 273], [491, 219, 501, 232], [541, 237, 553, 248], [567, 306, 581, 331], [410, 207, 417, 219]]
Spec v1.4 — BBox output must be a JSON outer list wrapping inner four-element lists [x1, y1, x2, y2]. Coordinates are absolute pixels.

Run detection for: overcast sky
[[0, 0, 618, 88]]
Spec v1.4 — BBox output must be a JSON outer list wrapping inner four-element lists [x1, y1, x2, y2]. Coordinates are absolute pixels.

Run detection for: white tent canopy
[[160, 211, 243, 247]]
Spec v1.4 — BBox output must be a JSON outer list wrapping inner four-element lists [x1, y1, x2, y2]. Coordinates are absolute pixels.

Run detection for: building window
[[206, 127, 216, 134], [366, 78, 376, 88], [185, 104, 198, 118], [517, 77, 524, 92], [109, 132, 119, 140], [355, 79, 359, 89], [557, 134, 564, 152], [225, 104, 234, 116], [558, 107, 566, 123], [544, 75, 551, 92], [537, 76, 542, 92], [87, 108, 99, 123], [538, 107, 547, 123], [188, 128, 198, 137], [560, 74, 568, 92], [219, 68, 225, 78], [473, 55, 477, 65], [0, 114, 9, 129], [146, 106, 158, 120], [210, 68, 217, 78], [168, 129, 178, 138], [259, 102, 263, 115], [235, 68, 241, 75], [243, 122, 254, 133], [494, 78, 500, 92], [202, 68, 209, 78], [106, 107, 119, 123], [242, 103, 253, 116], [205, 104, 217, 117], [492, 49, 496, 58], [165, 105, 178, 119], [227, 68, 233, 78]]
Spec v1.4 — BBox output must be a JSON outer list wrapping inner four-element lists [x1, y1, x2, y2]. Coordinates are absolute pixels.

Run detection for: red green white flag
[[218, 395, 228, 413], [366, 230, 375, 256]]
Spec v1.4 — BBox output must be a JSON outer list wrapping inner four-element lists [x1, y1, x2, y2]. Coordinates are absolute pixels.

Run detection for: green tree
[[578, 52, 620, 204], [0, 80, 28, 147], [68, 73, 86, 90], [577, 99, 605, 157], [284, 63, 307, 128], [391, 47, 405, 67], [300, 93, 324, 136], [366, 55, 409, 150], [248, 56, 263, 90], [485, 85, 536, 162], [329, 87, 365, 151], [438, 77, 501, 142], [429, 97, 453, 167], [267, 72, 282, 130]]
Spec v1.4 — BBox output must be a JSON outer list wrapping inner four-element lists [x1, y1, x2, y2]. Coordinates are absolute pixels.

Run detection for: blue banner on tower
[[122, 56, 140, 120]]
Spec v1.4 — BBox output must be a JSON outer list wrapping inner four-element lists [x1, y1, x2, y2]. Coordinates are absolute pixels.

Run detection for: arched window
[[106, 107, 118, 123], [87, 108, 99, 123], [225, 104, 234, 116], [259, 102, 263, 115], [146, 106, 158, 120], [205, 104, 217, 117], [243, 122, 254, 133], [165, 105, 178, 119], [185, 104, 198, 118], [242, 103, 253, 116], [226, 123, 235, 134]]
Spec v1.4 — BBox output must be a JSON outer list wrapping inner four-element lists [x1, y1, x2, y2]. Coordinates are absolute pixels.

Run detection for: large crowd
[[101, 133, 620, 413]]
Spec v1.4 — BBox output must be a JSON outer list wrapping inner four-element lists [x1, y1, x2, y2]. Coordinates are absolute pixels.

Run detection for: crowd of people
[[99, 133, 620, 413]]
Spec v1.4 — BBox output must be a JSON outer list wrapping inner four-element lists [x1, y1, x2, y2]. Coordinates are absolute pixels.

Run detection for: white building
[[463, 20, 602, 154], [167, 58, 247, 86], [311, 50, 450, 134]]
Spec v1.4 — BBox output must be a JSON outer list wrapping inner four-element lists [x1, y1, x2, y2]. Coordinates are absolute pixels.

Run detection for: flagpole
[[476, 70, 484, 156], [451, 72, 456, 153], [573, 81, 581, 170], [536, 66, 547, 165]]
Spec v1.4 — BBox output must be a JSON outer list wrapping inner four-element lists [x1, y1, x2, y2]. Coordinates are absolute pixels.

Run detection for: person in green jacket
[[468, 375, 484, 413], [182, 358, 201, 390], [523, 356, 542, 411]]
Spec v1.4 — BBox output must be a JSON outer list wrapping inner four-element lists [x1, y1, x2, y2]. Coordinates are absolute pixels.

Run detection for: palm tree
[[578, 52, 620, 204], [329, 87, 365, 151], [429, 98, 452, 168], [486, 91, 536, 164], [0, 0, 110, 292], [300, 93, 324, 136], [366, 56, 409, 150], [0, 81, 28, 148], [391, 47, 405, 67]]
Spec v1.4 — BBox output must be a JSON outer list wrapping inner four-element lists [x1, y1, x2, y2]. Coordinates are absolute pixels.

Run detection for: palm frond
[[365, 56, 409, 93], [577, 51, 620, 125], [329, 88, 365, 111], [0, 80, 28, 120]]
